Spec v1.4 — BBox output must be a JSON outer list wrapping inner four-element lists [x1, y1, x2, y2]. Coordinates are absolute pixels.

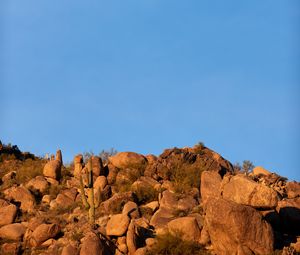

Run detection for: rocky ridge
[[0, 142, 299, 255]]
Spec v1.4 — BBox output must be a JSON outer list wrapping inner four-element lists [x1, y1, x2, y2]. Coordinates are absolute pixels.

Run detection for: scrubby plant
[[146, 232, 210, 255], [134, 185, 159, 204], [242, 160, 254, 174]]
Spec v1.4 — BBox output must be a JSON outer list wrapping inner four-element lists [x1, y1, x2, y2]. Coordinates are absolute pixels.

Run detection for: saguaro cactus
[[79, 158, 101, 227]]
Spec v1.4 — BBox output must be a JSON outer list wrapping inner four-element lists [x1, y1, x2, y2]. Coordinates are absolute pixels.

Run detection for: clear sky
[[1, 1, 299, 180]]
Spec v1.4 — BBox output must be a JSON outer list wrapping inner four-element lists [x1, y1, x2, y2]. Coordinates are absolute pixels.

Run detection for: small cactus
[[79, 158, 102, 227]]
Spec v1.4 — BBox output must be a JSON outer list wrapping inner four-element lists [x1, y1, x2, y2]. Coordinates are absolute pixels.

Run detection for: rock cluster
[[0, 145, 299, 255]]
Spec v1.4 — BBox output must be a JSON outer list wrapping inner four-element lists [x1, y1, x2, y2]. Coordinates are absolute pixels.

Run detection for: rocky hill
[[0, 142, 299, 255]]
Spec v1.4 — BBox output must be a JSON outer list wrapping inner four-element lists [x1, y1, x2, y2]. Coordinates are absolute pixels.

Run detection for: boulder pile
[[0, 144, 299, 255]]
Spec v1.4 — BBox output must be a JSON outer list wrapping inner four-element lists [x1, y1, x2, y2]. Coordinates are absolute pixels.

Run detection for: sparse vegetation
[[134, 185, 159, 204], [146, 232, 210, 255]]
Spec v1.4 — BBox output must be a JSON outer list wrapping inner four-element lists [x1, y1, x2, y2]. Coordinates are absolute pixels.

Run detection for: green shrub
[[134, 185, 159, 204], [146, 232, 210, 255]]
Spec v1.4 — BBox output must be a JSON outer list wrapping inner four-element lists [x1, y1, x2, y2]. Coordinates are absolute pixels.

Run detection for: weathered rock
[[205, 198, 274, 255], [55, 188, 78, 208], [107, 163, 118, 184], [80, 232, 105, 255], [0, 223, 26, 240], [25, 175, 49, 193], [276, 197, 300, 234], [200, 170, 222, 205], [109, 152, 147, 169], [134, 247, 147, 255], [222, 174, 278, 208], [126, 220, 137, 254], [143, 201, 159, 212], [0, 204, 17, 226], [4, 186, 36, 212], [167, 217, 201, 242], [30, 223, 60, 247], [150, 208, 175, 230], [100, 191, 134, 214], [159, 190, 197, 213], [286, 181, 300, 199], [61, 244, 78, 255], [91, 156, 104, 177], [106, 214, 130, 236], [74, 154, 83, 177], [122, 201, 140, 219], [0, 242, 20, 255], [43, 150, 62, 180], [252, 166, 271, 176], [1, 171, 16, 183], [94, 176, 108, 191]]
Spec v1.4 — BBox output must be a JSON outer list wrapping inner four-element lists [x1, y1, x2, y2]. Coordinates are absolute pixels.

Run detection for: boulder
[[222, 175, 278, 208], [126, 220, 138, 254], [276, 197, 300, 234], [80, 232, 106, 255], [205, 198, 274, 255], [0, 242, 20, 255], [109, 152, 147, 169], [43, 149, 62, 180], [150, 208, 175, 231], [61, 244, 78, 255], [94, 176, 108, 191], [30, 223, 60, 246], [100, 191, 134, 214], [106, 214, 130, 236], [286, 181, 300, 199], [55, 188, 78, 208], [91, 156, 104, 177], [0, 204, 17, 226], [122, 201, 140, 219], [252, 166, 271, 176], [74, 154, 84, 177], [0, 223, 26, 240], [167, 217, 201, 242], [25, 175, 49, 193], [4, 186, 36, 212], [107, 163, 118, 184], [200, 171, 222, 205]]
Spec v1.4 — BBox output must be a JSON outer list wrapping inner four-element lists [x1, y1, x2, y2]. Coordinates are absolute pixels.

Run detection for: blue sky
[[1, 1, 299, 180]]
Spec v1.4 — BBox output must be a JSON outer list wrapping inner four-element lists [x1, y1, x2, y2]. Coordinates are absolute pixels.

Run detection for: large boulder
[[0, 223, 26, 240], [4, 186, 36, 212], [200, 171, 222, 205], [205, 198, 274, 255], [222, 175, 278, 208], [0, 204, 17, 226], [167, 217, 201, 242], [91, 156, 104, 177], [29, 223, 60, 247], [94, 176, 108, 191], [109, 152, 147, 169], [55, 188, 78, 208], [74, 154, 83, 177], [252, 166, 271, 176], [106, 214, 130, 236], [25, 175, 49, 193], [43, 150, 62, 180]]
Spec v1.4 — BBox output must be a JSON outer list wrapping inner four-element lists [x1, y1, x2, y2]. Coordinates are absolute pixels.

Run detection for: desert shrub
[[71, 229, 84, 241], [242, 160, 254, 174], [46, 184, 64, 200], [194, 142, 205, 155], [15, 158, 45, 184], [134, 185, 159, 204], [146, 232, 210, 255], [99, 148, 118, 163]]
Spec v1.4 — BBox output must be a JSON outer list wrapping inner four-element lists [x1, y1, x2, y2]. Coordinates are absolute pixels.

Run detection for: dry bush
[[146, 232, 210, 255]]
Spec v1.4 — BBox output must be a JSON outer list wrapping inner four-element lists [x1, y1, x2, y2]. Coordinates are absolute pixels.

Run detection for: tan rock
[[61, 244, 78, 255], [25, 175, 49, 193], [91, 156, 104, 177], [252, 166, 271, 176], [43, 149, 62, 180], [200, 171, 222, 206], [74, 154, 83, 177], [109, 152, 147, 169], [80, 232, 107, 255], [286, 181, 300, 199], [4, 186, 36, 212], [205, 197, 274, 255], [107, 163, 118, 184], [167, 217, 201, 242], [30, 223, 60, 247], [150, 208, 175, 230], [143, 201, 159, 212], [106, 214, 130, 236], [94, 176, 108, 191], [0, 204, 17, 226], [222, 175, 278, 208], [100, 191, 134, 214], [55, 188, 78, 208], [134, 247, 147, 255], [126, 220, 137, 254], [0, 242, 20, 255], [122, 201, 140, 219], [0, 223, 26, 240]]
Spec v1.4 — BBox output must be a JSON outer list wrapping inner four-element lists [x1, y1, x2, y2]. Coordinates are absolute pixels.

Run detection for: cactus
[[79, 158, 102, 227]]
